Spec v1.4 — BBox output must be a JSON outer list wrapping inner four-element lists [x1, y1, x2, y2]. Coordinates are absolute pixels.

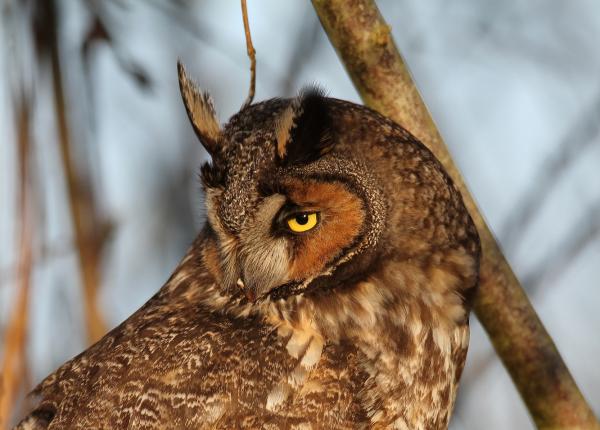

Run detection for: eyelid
[[276, 201, 316, 222], [285, 210, 320, 221]]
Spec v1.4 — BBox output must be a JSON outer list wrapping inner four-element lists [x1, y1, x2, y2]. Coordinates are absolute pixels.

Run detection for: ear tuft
[[275, 86, 334, 165], [177, 61, 221, 155]]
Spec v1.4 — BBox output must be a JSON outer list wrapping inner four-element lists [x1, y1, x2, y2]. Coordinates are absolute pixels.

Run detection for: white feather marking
[[371, 410, 385, 423], [205, 400, 226, 423], [286, 331, 312, 359], [291, 423, 313, 430], [266, 381, 291, 411], [392, 417, 410, 430], [169, 269, 191, 286], [432, 327, 451, 356], [298, 380, 324, 396], [277, 323, 293, 338], [287, 364, 308, 388], [300, 337, 324, 369]]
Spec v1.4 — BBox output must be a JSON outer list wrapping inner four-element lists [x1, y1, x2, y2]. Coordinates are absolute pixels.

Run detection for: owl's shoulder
[[20, 258, 293, 427], [18, 240, 369, 428]]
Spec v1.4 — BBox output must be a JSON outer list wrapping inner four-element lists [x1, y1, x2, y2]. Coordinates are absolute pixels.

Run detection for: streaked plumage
[[16, 63, 480, 429]]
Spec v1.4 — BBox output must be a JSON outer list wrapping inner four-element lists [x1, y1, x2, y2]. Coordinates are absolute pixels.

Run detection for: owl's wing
[[14, 249, 300, 429], [17, 289, 366, 429], [15, 230, 370, 429]]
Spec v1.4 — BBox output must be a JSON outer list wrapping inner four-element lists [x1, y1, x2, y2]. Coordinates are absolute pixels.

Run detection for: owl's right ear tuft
[[275, 86, 334, 165], [177, 61, 222, 155]]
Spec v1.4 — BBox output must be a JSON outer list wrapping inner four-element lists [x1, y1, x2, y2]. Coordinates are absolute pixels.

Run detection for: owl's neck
[[260, 257, 471, 429], [167, 236, 474, 429]]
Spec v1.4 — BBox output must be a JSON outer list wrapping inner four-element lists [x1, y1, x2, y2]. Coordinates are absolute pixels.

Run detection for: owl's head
[[179, 64, 478, 304]]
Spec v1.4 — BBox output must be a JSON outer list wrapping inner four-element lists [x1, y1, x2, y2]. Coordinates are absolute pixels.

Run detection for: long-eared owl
[[16, 63, 480, 429]]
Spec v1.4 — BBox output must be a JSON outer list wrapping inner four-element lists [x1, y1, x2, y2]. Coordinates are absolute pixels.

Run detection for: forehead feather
[[216, 99, 289, 233]]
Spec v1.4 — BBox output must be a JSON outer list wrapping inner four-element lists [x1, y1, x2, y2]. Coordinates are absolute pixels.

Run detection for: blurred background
[[1, 0, 599, 428]]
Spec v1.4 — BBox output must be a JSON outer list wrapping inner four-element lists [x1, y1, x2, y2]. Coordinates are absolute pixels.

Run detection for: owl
[[15, 63, 480, 430]]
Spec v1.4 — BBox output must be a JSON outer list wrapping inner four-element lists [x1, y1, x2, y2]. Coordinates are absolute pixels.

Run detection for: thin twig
[[147, 0, 288, 92], [240, 0, 256, 107], [311, 1, 600, 428]]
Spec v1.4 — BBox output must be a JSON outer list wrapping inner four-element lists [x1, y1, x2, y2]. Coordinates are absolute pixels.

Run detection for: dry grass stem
[[48, 2, 107, 344], [0, 96, 33, 430]]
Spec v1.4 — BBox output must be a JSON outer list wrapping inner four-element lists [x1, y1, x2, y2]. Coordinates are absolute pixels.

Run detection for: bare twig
[[240, 0, 256, 107], [147, 0, 291, 92], [0, 91, 33, 430], [81, 8, 153, 91], [311, 1, 600, 428]]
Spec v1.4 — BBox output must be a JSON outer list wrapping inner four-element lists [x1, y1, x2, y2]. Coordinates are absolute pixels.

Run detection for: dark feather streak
[[281, 86, 334, 166]]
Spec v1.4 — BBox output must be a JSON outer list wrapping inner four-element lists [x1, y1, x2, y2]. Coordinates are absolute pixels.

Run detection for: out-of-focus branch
[[523, 202, 600, 296], [500, 89, 600, 251], [0, 240, 74, 288], [0, 92, 33, 430], [47, 0, 107, 344], [311, 1, 600, 429]]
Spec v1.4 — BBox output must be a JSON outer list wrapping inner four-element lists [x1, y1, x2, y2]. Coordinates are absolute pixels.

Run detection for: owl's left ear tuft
[[177, 61, 222, 156], [275, 86, 334, 165]]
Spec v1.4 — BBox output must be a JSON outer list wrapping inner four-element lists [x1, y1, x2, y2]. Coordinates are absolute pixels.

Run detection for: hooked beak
[[236, 278, 256, 302]]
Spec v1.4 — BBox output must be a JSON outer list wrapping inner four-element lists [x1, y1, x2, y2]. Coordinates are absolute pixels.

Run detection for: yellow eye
[[286, 212, 319, 233]]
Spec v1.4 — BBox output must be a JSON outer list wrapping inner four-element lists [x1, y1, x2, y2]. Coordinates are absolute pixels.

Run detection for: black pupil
[[295, 214, 309, 225]]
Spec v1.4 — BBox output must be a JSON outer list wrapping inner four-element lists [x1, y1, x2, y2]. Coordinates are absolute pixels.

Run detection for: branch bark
[[311, 1, 599, 429]]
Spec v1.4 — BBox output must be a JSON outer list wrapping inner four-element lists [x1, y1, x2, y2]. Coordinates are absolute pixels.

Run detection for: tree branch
[[311, 1, 599, 428]]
